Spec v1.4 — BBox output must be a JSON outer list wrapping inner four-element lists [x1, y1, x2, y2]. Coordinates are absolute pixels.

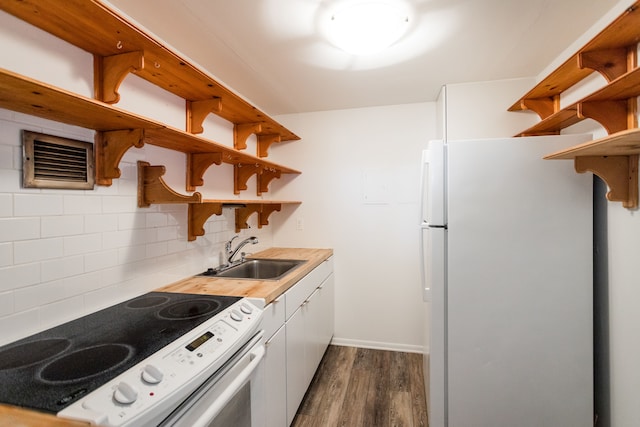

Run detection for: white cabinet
[[261, 295, 287, 427], [264, 324, 287, 427], [285, 304, 307, 425], [285, 258, 334, 426], [261, 256, 334, 427]]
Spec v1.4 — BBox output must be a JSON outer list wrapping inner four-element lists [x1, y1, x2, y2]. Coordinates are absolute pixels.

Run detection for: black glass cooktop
[[0, 292, 241, 414]]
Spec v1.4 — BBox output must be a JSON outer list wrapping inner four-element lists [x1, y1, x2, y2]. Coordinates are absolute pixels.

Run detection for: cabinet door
[[305, 288, 323, 381], [286, 305, 306, 426], [317, 272, 335, 357], [264, 325, 286, 427]]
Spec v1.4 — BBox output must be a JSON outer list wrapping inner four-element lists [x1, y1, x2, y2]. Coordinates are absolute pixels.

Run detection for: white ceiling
[[105, 0, 621, 116]]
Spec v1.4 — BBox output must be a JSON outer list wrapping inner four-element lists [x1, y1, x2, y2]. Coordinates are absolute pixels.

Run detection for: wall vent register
[[22, 130, 95, 190]]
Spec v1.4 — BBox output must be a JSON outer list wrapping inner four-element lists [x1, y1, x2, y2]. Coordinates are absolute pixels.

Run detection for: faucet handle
[[225, 235, 239, 252]]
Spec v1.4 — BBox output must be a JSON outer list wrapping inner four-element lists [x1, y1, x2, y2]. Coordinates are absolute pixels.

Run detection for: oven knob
[[240, 303, 253, 314], [230, 309, 243, 321], [113, 381, 138, 405], [141, 364, 164, 384]]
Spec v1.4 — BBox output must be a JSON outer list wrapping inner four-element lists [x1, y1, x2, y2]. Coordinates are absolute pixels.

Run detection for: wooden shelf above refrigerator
[[544, 129, 640, 209], [509, 1, 640, 209]]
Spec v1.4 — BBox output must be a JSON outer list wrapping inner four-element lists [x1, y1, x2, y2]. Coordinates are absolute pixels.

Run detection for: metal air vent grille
[[22, 131, 95, 190]]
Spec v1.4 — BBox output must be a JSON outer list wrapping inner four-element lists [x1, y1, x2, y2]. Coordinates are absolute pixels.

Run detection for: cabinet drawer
[[261, 294, 286, 340], [285, 257, 333, 320]]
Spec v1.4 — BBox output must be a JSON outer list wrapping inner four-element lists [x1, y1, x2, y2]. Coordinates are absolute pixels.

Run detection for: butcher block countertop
[[0, 247, 332, 426], [157, 247, 333, 304], [0, 404, 89, 427]]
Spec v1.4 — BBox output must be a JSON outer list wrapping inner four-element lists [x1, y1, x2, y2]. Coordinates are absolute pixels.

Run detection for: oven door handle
[[190, 344, 265, 427]]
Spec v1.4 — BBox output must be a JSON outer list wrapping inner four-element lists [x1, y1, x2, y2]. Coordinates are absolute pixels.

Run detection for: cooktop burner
[[0, 292, 241, 414]]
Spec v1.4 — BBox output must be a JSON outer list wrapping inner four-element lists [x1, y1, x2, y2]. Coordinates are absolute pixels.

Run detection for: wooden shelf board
[[516, 108, 579, 136], [0, 0, 299, 142], [144, 128, 301, 174], [515, 66, 640, 136], [203, 199, 301, 205], [0, 69, 301, 176], [0, 68, 162, 132], [545, 128, 640, 159], [509, 0, 640, 111]]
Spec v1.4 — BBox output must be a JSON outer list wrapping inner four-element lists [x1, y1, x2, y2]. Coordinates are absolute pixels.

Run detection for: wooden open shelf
[[510, 1, 640, 209], [0, 69, 300, 193], [1, 0, 303, 237], [545, 129, 640, 208], [509, 1, 640, 113], [0, 0, 300, 156], [137, 162, 300, 240], [515, 67, 640, 137]]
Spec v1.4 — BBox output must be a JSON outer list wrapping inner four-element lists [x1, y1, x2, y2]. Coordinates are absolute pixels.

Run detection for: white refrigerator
[[420, 136, 593, 427]]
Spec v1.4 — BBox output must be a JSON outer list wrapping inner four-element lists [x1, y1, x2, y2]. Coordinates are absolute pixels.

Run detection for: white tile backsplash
[[84, 249, 119, 273], [13, 237, 63, 264], [41, 255, 85, 282], [13, 279, 67, 312], [146, 212, 168, 228], [0, 243, 12, 267], [0, 262, 41, 292], [63, 233, 102, 256], [118, 212, 147, 230], [0, 291, 14, 317], [0, 217, 40, 242], [41, 215, 84, 237], [0, 145, 13, 169], [0, 194, 12, 217], [63, 195, 103, 215], [14, 194, 64, 216], [102, 195, 138, 213], [84, 213, 119, 234], [0, 169, 26, 193]]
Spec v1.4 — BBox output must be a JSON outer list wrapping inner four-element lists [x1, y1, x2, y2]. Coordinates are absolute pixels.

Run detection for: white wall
[[269, 103, 435, 352], [0, 10, 273, 346]]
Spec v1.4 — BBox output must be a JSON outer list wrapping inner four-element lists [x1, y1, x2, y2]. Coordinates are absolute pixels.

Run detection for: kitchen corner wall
[[0, 11, 272, 346]]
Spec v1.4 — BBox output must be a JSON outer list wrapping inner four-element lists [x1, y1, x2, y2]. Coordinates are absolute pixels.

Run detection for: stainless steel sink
[[200, 259, 306, 280]]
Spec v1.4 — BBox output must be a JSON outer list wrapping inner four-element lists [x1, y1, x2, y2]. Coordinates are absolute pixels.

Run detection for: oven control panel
[[58, 299, 262, 427]]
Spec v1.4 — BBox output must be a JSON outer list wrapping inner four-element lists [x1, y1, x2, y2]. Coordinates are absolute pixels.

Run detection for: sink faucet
[[226, 235, 259, 264]]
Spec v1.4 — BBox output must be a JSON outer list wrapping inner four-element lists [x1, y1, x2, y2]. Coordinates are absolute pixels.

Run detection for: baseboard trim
[[330, 337, 424, 354]]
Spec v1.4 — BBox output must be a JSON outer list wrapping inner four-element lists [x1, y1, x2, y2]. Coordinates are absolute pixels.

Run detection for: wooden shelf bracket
[[521, 96, 559, 120], [96, 129, 145, 186], [257, 168, 281, 196], [186, 152, 223, 191], [138, 161, 202, 207], [257, 134, 282, 158], [575, 155, 639, 208], [96, 51, 144, 104], [578, 47, 634, 83], [235, 204, 262, 232], [234, 163, 262, 194], [186, 98, 223, 134], [234, 123, 262, 150], [578, 100, 630, 135], [259, 203, 281, 227], [188, 202, 223, 241]]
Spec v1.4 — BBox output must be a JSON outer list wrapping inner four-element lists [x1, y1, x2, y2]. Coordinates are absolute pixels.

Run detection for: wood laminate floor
[[292, 345, 428, 427]]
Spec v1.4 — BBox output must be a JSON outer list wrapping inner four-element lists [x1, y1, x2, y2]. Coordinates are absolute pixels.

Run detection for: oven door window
[[209, 382, 251, 427], [160, 333, 265, 427]]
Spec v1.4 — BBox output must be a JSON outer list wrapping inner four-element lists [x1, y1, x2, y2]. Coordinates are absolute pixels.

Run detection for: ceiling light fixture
[[327, 1, 410, 55]]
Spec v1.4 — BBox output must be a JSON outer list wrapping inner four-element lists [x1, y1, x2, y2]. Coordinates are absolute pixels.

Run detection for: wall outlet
[[296, 218, 304, 230]]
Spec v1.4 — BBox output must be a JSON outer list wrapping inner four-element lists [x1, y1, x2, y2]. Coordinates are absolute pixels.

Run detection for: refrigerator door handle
[[420, 226, 431, 302]]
